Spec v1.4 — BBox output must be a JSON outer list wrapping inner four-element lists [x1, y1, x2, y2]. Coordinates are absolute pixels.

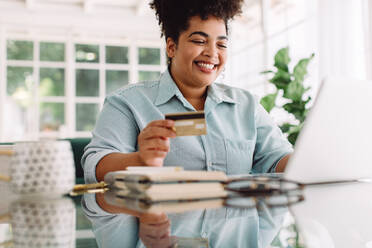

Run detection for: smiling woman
[[81, 0, 294, 247], [82, 0, 292, 184]]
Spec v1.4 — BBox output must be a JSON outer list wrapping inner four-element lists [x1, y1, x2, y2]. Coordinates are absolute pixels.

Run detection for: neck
[[169, 67, 208, 110], [178, 83, 207, 111]]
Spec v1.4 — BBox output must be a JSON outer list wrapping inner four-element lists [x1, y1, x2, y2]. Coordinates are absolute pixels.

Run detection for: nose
[[203, 43, 218, 59]]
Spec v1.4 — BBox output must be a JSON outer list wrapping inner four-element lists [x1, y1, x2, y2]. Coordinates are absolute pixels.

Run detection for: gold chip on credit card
[[165, 111, 207, 136]]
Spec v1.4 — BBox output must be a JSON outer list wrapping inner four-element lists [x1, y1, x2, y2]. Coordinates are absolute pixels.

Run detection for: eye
[[191, 40, 206, 45], [217, 43, 228, 49]]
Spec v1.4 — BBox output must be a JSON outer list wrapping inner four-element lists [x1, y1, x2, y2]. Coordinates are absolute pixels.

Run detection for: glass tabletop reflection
[[1, 181, 371, 248]]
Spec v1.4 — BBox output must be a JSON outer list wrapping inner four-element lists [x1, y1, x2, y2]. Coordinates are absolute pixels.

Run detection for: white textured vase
[[11, 197, 76, 248], [9, 141, 75, 196]]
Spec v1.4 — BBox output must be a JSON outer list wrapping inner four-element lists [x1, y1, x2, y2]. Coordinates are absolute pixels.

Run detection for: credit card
[[165, 111, 207, 136]]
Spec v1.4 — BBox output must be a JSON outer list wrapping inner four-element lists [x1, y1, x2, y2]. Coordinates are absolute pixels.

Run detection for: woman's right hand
[[139, 213, 174, 248], [137, 120, 176, 167]]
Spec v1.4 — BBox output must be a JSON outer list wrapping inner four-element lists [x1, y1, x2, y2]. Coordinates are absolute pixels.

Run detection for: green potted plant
[[260, 47, 315, 145]]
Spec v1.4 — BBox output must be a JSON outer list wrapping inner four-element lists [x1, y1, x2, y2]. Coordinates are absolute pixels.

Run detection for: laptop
[[283, 78, 372, 184], [283, 78, 372, 248]]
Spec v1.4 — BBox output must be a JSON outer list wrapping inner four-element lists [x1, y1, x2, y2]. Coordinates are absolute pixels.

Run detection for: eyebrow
[[188, 31, 228, 40]]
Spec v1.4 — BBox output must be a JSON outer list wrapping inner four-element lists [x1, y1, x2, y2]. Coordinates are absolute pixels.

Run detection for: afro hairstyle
[[150, 0, 244, 43]]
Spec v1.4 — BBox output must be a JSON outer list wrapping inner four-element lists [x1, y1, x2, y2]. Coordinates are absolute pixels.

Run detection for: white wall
[[0, 0, 370, 141]]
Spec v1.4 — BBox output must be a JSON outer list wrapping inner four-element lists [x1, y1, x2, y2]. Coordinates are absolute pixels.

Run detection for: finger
[[140, 236, 172, 248], [140, 213, 168, 224], [141, 138, 170, 152], [142, 149, 168, 157], [142, 126, 176, 139], [142, 221, 171, 238], [147, 119, 175, 128]]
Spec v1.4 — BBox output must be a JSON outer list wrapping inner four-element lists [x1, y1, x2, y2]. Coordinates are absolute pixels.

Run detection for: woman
[[82, 0, 292, 184], [82, 1, 292, 247]]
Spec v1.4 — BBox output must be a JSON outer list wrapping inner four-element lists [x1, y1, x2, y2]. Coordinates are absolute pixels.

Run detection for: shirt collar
[[155, 69, 183, 106], [155, 68, 237, 106], [207, 82, 238, 104]]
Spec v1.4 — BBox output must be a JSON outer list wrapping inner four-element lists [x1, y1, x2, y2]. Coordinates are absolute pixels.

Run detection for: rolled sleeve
[[82, 149, 116, 184], [82, 193, 114, 217], [252, 104, 293, 173]]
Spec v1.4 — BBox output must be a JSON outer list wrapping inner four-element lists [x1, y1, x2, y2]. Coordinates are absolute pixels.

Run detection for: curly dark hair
[[149, 0, 244, 43]]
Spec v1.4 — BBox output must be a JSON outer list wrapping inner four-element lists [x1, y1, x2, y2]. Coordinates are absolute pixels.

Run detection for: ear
[[166, 37, 177, 58]]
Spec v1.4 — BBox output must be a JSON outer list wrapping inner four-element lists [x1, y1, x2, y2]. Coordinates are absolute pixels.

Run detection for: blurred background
[[0, 0, 371, 142]]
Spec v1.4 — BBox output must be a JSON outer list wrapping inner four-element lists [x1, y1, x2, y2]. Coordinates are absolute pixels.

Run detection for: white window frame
[[365, 0, 372, 79], [0, 31, 166, 142], [229, 0, 318, 93]]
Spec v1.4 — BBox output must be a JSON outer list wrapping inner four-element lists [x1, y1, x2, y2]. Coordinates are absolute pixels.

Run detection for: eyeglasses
[[224, 190, 304, 209], [221, 174, 372, 209], [223, 176, 304, 209], [225, 175, 303, 194]]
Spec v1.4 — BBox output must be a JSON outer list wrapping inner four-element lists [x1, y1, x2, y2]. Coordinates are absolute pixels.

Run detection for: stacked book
[[103, 167, 229, 213]]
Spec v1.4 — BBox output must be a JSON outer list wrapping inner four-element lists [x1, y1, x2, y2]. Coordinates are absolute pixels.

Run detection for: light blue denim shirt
[[82, 192, 288, 248], [81, 69, 292, 247], [82, 68, 292, 183]]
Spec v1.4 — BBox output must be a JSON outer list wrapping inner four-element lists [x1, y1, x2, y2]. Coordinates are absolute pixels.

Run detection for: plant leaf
[[260, 92, 278, 113], [288, 131, 299, 145], [270, 69, 291, 90], [283, 101, 307, 122], [280, 123, 295, 133], [274, 47, 291, 72], [288, 123, 304, 134], [293, 53, 315, 83], [287, 123, 305, 145], [260, 70, 274, 74], [284, 80, 305, 101]]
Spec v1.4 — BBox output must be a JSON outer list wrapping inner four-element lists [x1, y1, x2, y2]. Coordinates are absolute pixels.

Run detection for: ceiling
[[0, 0, 261, 15], [0, 0, 275, 41], [0, 0, 151, 15]]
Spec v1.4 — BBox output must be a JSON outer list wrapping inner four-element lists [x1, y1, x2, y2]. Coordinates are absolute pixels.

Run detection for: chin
[[198, 74, 219, 84], [194, 77, 215, 86]]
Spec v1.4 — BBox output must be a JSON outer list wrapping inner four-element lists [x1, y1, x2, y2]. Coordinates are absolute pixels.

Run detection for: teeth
[[197, 62, 215, 70]]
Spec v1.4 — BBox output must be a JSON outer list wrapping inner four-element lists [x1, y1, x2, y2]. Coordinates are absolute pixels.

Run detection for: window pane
[[76, 69, 99, 97], [267, 0, 314, 36], [106, 46, 129, 64], [138, 48, 160, 65], [3, 98, 32, 141], [75, 44, 99, 63], [39, 68, 65, 96], [40, 102, 65, 131], [76, 103, 99, 131], [7, 40, 33, 60], [138, 71, 160, 81], [40, 42, 65, 62], [7, 66, 33, 98], [106, 70, 129, 94]]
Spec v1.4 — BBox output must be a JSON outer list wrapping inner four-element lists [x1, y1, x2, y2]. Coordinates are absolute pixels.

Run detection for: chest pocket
[[224, 138, 255, 175]]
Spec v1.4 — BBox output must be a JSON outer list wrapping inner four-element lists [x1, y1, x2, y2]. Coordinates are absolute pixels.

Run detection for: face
[[167, 15, 228, 89]]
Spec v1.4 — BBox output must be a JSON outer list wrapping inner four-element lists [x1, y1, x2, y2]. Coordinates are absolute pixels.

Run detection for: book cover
[[115, 183, 227, 202], [104, 190, 224, 214], [104, 170, 228, 186]]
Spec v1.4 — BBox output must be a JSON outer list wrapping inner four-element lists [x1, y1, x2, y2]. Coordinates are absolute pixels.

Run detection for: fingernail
[[167, 120, 174, 125]]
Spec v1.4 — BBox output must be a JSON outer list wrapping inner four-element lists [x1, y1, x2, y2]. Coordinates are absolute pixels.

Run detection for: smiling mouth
[[194, 61, 218, 71]]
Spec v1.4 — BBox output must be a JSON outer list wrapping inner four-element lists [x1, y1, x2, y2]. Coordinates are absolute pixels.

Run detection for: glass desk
[[1, 181, 372, 248]]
